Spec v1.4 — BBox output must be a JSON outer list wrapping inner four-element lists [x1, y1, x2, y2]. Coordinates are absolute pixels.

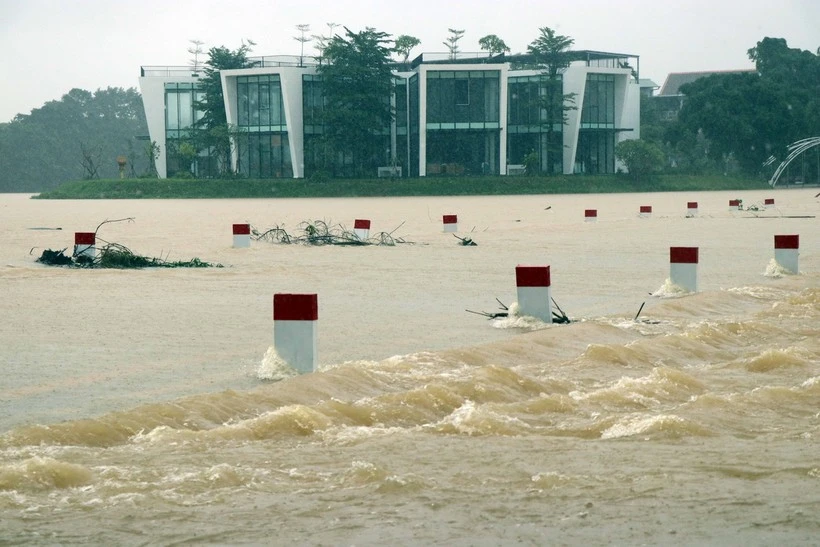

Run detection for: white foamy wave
[[763, 258, 793, 278], [491, 302, 553, 330], [651, 278, 691, 298], [600, 414, 685, 439], [257, 346, 298, 381]]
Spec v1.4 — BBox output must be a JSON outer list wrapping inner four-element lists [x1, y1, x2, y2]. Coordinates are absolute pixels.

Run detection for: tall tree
[[318, 27, 395, 177], [394, 34, 421, 64], [526, 26, 578, 174], [192, 42, 257, 176], [478, 34, 510, 57], [443, 28, 465, 60]]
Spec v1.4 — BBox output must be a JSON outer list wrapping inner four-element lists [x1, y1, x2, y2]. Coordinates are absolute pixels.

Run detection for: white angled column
[[774, 234, 799, 274], [233, 223, 251, 248], [443, 214, 458, 233], [670, 247, 699, 293], [584, 209, 597, 222], [639, 205, 652, 218], [353, 219, 371, 240], [515, 265, 552, 323], [73, 232, 96, 260], [273, 293, 318, 374], [687, 201, 698, 217]]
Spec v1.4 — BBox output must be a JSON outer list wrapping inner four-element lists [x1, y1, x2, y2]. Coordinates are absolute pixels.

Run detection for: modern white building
[[139, 50, 641, 179]]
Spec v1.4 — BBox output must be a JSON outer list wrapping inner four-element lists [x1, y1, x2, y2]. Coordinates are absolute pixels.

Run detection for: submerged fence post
[[584, 209, 597, 222], [639, 205, 652, 218], [74, 232, 96, 259], [774, 234, 799, 274], [670, 246, 699, 292], [353, 219, 371, 240], [233, 224, 251, 248], [273, 293, 318, 374], [729, 199, 742, 211], [764, 198, 775, 209], [687, 202, 698, 217], [443, 214, 458, 233], [515, 265, 552, 323]]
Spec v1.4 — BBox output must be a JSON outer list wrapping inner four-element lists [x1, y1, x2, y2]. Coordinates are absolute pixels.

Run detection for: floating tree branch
[[252, 219, 413, 246]]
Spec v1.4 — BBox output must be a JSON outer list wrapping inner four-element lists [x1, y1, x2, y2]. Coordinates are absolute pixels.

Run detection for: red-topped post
[[774, 235, 799, 274], [639, 205, 652, 218], [73, 232, 96, 260], [584, 209, 597, 222], [687, 202, 698, 217], [515, 265, 552, 322], [273, 294, 318, 374], [353, 219, 371, 241], [670, 247, 699, 292], [233, 224, 251, 248]]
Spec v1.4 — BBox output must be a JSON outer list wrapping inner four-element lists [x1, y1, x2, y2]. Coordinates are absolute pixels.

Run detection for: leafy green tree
[[478, 34, 510, 57], [526, 26, 578, 174], [318, 27, 395, 177], [615, 139, 665, 181], [193, 42, 257, 176], [394, 35, 421, 64]]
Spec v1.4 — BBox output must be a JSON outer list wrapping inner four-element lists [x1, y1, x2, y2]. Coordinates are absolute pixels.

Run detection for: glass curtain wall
[[576, 73, 616, 174], [302, 74, 325, 177], [164, 83, 211, 177], [506, 75, 564, 174], [425, 70, 500, 175], [234, 74, 292, 178]]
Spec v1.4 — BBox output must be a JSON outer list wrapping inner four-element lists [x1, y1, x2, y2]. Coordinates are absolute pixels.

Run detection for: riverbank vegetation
[[33, 174, 770, 200]]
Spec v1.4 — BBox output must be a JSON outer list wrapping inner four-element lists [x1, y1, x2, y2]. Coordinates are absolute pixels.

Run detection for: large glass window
[[426, 70, 500, 128], [237, 74, 285, 131], [164, 82, 200, 137], [236, 133, 293, 178], [581, 74, 615, 128]]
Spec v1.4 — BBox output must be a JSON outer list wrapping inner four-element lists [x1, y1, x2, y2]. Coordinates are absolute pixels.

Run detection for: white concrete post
[[515, 265, 552, 323], [353, 219, 371, 241], [764, 198, 775, 209], [670, 247, 699, 293], [233, 224, 251, 248], [774, 234, 799, 274], [584, 209, 597, 222], [639, 205, 652, 218], [729, 199, 742, 211], [273, 293, 318, 374], [73, 232, 96, 259], [443, 214, 458, 233], [687, 201, 698, 217]]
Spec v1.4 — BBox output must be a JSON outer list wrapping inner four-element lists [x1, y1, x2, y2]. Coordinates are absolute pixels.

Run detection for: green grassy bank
[[33, 174, 771, 200]]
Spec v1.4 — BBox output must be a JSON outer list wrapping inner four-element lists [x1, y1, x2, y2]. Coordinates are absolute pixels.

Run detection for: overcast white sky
[[0, 0, 818, 122]]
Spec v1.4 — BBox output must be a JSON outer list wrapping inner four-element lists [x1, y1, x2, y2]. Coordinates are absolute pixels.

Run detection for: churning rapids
[[1, 190, 818, 545]]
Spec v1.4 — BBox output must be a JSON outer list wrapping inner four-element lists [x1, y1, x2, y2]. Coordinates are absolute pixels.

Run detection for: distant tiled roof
[[658, 70, 756, 96]]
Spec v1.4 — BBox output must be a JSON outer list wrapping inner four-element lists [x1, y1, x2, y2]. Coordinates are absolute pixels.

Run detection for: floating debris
[[253, 220, 412, 246]]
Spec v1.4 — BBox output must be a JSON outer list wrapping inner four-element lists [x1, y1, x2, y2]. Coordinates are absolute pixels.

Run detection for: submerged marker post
[[729, 199, 742, 211], [670, 246, 699, 292], [764, 198, 775, 209], [774, 234, 799, 274], [687, 201, 698, 217], [273, 293, 318, 374], [584, 209, 597, 222], [353, 219, 371, 241], [639, 205, 652, 218], [515, 265, 552, 323], [443, 214, 458, 233], [74, 232, 96, 259], [233, 223, 251, 248]]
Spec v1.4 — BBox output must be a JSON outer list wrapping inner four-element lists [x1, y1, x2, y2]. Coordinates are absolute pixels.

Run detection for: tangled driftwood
[[252, 220, 412, 246]]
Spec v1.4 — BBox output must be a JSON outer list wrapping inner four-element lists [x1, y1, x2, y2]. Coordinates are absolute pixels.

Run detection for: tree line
[[637, 37, 820, 182], [0, 87, 150, 192]]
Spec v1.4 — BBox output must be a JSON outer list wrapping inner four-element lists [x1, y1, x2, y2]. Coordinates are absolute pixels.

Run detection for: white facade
[[139, 51, 641, 179]]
